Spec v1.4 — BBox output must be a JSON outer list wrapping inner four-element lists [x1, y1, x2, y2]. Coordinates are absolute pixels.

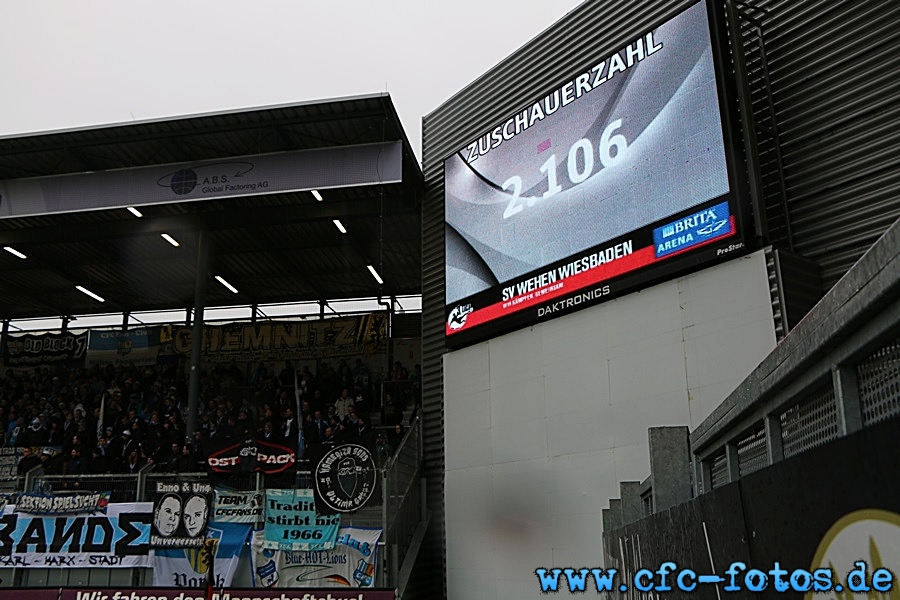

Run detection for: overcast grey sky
[[0, 1, 583, 163]]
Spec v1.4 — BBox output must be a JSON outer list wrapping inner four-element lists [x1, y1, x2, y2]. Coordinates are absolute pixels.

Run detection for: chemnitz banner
[[0, 502, 152, 568], [3, 331, 88, 366], [152, 481, 212, 549], [213, 488, 264, 524], [158, 314, 388, 363], [251, 526, 382, 588]]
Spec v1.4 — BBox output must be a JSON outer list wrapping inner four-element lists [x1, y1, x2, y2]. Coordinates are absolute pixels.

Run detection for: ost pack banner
[[152, 521, 252, 588], [263, 489, 340, 551], [152, 481, 213, 548], [0, 502, 151, 568], [205, 437, 297, 475], [251, 526, 382, 588]]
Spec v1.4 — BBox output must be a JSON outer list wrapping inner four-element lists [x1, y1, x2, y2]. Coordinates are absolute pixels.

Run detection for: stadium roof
[[0, 94, 423, 322]]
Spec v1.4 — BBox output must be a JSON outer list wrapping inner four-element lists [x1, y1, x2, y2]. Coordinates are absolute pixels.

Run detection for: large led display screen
[[444, 0, 749, 346]]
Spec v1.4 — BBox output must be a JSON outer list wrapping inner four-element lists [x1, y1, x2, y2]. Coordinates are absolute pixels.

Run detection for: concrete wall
[[442, 249, 776, 600]]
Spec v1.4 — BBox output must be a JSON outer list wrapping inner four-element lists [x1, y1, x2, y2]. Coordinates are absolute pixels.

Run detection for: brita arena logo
[[448, 304, 474, 330], [314, 444, 377, 513], [653, 201, 733, 258], [157, 161, 256, 196]]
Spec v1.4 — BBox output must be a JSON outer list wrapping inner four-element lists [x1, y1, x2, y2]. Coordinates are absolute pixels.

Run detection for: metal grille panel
[[780, 384, 838, 458], [766, 248, 787, 341], [858, 337, 900, 426], [710, 452, 728, 489], [33, 473, 138, 503], [744, 0, 900, 287], [737, 424, 768, 476]]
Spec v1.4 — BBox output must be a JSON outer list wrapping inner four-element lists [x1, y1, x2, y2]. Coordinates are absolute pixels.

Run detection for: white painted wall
[[443, 250, 777, 600]]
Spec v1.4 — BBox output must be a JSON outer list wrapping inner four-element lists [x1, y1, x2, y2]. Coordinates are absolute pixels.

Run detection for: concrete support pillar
[[725, 442, 740, 483], [0, 320, 8, 370], [649, 426, 692, 511], [765, 414, 784, 465], [185, 231, 210, 444], [619, 481, 642, 526], [833, 364, 863, 435]]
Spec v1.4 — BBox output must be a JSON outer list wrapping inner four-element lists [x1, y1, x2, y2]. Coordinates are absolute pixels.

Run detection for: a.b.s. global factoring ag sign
[[443, 0, 750, 347]]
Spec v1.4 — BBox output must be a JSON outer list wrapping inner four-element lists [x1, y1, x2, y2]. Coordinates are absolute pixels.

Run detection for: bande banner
[[152, 521, 252, 588], [15, 491, 110, 515], [213, 488, 264, 523], [309, 444, 378, 515], [251, 526, 382, 588], [152, 481, 212, 549], [206, 437, 296, 475], [158, 314, 388, 363], [3, 331, 88, 366], [0, 502, 151, 568], [263, 489, 340, 551]]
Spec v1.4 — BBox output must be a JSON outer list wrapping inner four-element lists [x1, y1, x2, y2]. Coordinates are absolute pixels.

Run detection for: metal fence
[[380, 413, 424, 588], [29, 470, 145, 503]]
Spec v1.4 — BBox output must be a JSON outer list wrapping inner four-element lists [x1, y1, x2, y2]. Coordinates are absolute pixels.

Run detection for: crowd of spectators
[[0, 356, 420, 478]]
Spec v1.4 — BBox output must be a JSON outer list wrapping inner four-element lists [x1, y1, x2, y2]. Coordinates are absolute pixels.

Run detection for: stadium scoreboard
[[443, 0, 752, 347]]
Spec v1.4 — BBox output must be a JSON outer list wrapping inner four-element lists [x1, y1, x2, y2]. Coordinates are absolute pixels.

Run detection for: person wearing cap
[[19, 416, 46, 448], [39, 447, 62, 475], [119, 428, 138, 459]]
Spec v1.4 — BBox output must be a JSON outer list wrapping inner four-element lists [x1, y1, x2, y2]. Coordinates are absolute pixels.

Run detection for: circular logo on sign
[[170, 169, 198, 195], [314, 444, 377, 513], [804, 509, 900, 600]]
